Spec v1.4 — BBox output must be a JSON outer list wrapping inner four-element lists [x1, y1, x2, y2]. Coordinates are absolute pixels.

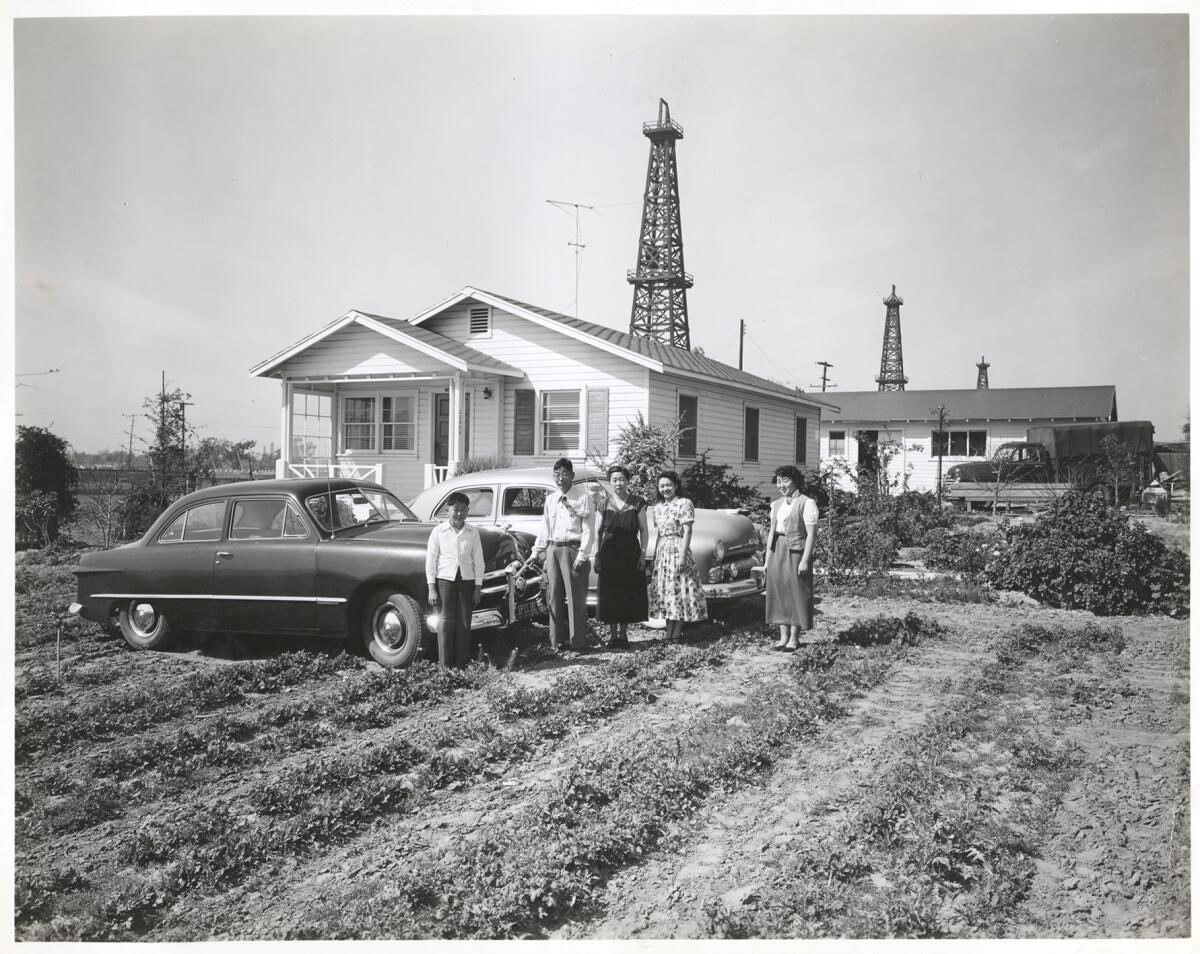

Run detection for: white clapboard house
[[818, 385, 1119, 492], [251, 286, 835, 502]]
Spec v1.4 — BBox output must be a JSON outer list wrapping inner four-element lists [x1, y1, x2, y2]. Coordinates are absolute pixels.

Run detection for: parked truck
[[943, 420, 1157, 509]]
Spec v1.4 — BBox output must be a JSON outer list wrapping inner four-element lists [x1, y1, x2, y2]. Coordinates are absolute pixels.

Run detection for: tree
[[124, 385, 199, 535], [16, 426, 78, 545], [680, 450, 762, 511], [591, 411, 683, 499], [74, 470, 133, 548]]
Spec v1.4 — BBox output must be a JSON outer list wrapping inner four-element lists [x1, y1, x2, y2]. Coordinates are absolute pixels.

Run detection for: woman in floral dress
[[647, 470, 707, 640]]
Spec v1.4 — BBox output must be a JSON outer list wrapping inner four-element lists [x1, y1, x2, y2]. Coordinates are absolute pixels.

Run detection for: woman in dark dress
[[595, 465, 649, 648]]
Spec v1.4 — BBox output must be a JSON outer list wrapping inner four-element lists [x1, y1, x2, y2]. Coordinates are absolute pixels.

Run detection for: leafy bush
[[680, 451, 764, 510], [921, 527, 997, 580], [452, 455, 510, 476], [985, 491, 1189, 617], [818, 516, 898, 583]]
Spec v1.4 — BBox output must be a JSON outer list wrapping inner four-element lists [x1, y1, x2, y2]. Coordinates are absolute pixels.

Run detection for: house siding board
[[649, 372, 821, 498], [428, 306, 647, 466], [278, 324, 459, 378]]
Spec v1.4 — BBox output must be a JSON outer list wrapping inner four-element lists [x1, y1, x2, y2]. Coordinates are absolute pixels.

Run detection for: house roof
[[823, 386, 1118, 424], [248, 310, 523, 379], [408, 286, 838, 411]]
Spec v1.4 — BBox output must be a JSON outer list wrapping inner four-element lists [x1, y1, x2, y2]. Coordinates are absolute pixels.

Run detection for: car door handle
[[216, 551, 233, 559]]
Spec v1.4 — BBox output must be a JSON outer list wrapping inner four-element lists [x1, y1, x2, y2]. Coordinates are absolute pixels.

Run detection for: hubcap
[[374, 605, 407, 651], [131, 602, 158, 635]]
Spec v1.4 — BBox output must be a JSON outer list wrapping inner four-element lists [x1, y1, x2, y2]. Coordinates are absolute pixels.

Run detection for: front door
[[434, 393, 449, 467]]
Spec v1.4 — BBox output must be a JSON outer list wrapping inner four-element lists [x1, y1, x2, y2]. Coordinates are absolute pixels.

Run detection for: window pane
[[434, 488, 494, 519], [504, 487, 548, 516], [678, 395, 698, 457], [181, 501, 227, 542], [343, 397, 376, 451], [158, 513, 186, 544], [231, 498, 288, 540], [382, 395, 414, 451], [541, 390, 580, 452], [829, 430, 845, 456], [931, 431, 949, 457], [283, 504, 310, 538], [950, 431, 968, 456], [968, 431, 988, 457], [795, 417, 807, 464]]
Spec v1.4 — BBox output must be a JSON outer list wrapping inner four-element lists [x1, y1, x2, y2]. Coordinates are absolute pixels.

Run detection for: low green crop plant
[[835, 612, 941, 648], [985, 491, 1189, 617], [15, 866, 88, 924]]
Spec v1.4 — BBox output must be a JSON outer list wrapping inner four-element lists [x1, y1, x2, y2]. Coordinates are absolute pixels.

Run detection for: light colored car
[[408, 466, 765, 610]]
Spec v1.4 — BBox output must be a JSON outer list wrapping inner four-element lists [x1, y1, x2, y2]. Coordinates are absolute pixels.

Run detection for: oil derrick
[[875, 284, 908, 391], [628, 99, 693, 349], [976, 355, 990, 390]]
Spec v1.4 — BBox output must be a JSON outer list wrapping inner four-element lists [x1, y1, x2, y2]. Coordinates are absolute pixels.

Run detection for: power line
[[742, 325, 800, 386]]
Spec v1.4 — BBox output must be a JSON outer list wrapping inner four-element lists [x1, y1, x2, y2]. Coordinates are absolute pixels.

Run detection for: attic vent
[[469, 306, 491, 336]]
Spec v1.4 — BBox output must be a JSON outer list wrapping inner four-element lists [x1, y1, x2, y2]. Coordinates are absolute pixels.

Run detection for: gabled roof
[[249, 309, 524, 379], [824, 386, 1118, 424], [409, 286, 838, 410]]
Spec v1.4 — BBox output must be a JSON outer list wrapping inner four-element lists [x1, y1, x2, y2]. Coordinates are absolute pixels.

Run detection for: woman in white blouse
[[765, 464, 819, 652]]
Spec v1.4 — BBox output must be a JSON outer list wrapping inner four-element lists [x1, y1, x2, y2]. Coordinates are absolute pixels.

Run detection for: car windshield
[[304, 487, 417, 533]]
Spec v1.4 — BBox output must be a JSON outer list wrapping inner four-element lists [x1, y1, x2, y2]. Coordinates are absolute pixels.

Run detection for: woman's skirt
[[596, 538, 649, 623], [648, 536, 708, 622], [765, 533, 813, 628]]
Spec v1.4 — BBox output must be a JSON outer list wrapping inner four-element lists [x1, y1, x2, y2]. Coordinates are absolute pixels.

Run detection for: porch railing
[[280, 460, 383, 484], [423, 463, 450, 488]]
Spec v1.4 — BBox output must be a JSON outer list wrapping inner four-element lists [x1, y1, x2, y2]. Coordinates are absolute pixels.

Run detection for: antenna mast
[[546, 199, 597, 320]]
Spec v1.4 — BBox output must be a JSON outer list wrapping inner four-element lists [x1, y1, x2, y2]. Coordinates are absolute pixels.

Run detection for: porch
[[272, 372, 509, 501]]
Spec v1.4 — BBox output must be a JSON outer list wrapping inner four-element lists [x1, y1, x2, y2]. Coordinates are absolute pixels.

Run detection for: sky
[[11, 8, 1192, 454]]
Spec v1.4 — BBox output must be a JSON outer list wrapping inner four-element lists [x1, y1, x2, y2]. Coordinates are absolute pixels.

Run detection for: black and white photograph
[[10, 2, 1192, 943]]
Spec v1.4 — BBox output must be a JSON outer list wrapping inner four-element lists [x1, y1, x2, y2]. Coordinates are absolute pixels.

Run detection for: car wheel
[[117, 600, 175, 651], [362, 590, 425, 669]]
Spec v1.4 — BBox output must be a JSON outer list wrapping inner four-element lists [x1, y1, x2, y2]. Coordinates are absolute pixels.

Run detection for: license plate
[[515, 595, 546, 620]]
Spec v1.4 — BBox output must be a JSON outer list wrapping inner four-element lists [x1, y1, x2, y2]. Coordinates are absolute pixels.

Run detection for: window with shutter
[[513, 389, 535, 456], [586, 389, 609, 457], [541, 390, 581, 453], [469, 305, 491, 337]]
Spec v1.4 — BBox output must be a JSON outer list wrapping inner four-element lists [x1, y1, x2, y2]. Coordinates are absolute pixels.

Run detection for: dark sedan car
[[69, 478, 545, 669]]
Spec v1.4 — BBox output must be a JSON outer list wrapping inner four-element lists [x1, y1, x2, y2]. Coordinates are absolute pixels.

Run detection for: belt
[[550, 538, 581, 546]]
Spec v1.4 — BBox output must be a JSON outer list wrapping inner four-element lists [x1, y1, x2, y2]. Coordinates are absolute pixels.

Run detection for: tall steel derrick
[[627, 99, 693, 349], [976, 355, 991, 390], [875, 284, 909, 391]]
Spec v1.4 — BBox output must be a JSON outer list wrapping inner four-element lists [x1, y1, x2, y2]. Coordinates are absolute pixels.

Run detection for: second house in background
[[250, 286, 836, 501]]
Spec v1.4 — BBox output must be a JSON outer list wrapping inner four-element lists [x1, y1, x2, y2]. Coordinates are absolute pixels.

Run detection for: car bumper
[[703, 575, 765, 603]]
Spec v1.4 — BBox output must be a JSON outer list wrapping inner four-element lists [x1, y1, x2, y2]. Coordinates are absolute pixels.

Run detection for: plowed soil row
[[13, 561, 1189, 941]]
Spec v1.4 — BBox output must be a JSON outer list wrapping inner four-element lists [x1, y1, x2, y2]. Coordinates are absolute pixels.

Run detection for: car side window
[[433, 488, 494, 520], [230, 499, 310, 541], [503, 487, 549, 516], [158, 500, 227, 544]]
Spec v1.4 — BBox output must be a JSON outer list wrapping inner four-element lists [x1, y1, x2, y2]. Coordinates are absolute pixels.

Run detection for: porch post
[[277, 379, 293, 479], [493, 376, 505, 458], [448, 373, 464, 475]]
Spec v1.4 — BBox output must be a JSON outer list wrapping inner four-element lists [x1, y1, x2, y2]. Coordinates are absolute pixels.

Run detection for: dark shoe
[[771, 644, 788, 651], [782, 645, 798, 653], [609, 638, 631, 649]]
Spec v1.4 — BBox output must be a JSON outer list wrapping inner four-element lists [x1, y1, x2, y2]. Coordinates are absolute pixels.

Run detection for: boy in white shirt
[[425, 491, 484, 668]]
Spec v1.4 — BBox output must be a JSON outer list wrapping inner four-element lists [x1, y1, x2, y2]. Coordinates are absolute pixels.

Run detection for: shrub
[[680, 451, 764, 510], [985, 491, 1189, 617], [452, 455, 510, 476], [921, 527, 997, 580]]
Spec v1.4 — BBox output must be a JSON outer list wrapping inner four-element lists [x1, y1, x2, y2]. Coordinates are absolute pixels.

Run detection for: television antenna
[[546, 199, 599, 319]]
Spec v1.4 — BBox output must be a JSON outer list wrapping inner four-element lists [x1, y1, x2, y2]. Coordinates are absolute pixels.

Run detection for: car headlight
[[712, 539, 726, 563]]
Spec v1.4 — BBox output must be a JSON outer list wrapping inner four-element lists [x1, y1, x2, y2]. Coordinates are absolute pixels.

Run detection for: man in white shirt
[[533, 457, 596, 651], [425, 491, 485, 668]]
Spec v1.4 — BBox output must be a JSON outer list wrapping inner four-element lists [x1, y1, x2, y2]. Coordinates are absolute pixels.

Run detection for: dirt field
[[13, 551, 1190, 940]]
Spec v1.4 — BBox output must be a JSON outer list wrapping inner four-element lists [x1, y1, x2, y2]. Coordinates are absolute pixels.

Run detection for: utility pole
[[933, 404, 949, 505], [123, 413, 137, 470], [738, 319, 745, 370], [816, 361, 834, 392], [177, 400, 194, 493], [546, 199, 598, 319]]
